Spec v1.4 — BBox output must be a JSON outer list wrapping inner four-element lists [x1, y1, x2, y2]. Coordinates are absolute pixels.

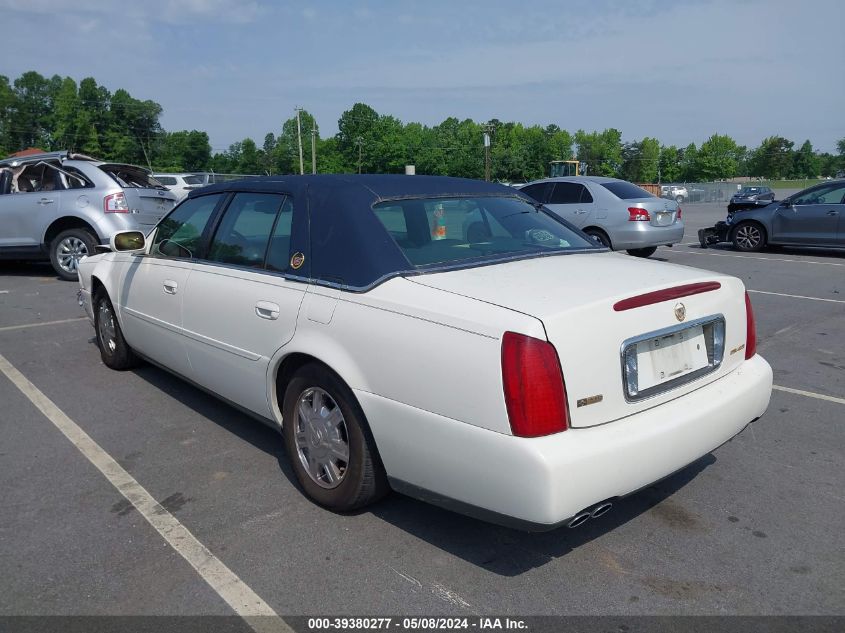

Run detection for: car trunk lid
[[98, 163, 177, 227], [627, 196, 680, 227], [409, 252, 749, 428]]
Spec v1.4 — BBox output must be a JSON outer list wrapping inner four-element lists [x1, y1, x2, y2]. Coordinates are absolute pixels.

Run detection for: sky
[[1, 0, 843, 153]]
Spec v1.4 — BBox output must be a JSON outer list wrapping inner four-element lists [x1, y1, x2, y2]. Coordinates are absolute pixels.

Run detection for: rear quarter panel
[[271, 277, 545, 435]]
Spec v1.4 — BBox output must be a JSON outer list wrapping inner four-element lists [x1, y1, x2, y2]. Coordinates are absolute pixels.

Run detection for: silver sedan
[[520, 176, 684, 257]]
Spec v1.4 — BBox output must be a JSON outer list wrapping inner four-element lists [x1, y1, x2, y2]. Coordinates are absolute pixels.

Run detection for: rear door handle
[[38, 198, 54, 205], [827, 210, 839, 216], [255, 301, 280, 320], [163, 280, 178, 294]]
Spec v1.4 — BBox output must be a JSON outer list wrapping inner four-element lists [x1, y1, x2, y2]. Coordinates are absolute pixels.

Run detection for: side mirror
[[110, 230, 146, 253], [780, 200, 792, 208]]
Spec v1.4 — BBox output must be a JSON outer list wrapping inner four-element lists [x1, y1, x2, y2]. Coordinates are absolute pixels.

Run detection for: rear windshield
[[601, 181, 655, 200], [99, 164, 166, 189], [372, 196, 596, 268], [183, 175, 204, 185]]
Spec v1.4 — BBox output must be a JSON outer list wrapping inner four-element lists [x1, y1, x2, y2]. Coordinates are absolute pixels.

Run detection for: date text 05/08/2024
[[307, 617, 528, 630]]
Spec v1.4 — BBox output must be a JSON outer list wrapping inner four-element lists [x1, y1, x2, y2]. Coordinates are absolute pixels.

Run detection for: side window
[[208, 192, 285, 268], [548, 182, 581, 204], [793, 184, 845, 205], [266, 198, 296, 272], [520, 183, 550, 203], [153, 193, 222, 259], [373, 205, 408, 243], [60, 166, 94, 190], [579, 185, 594, 203]]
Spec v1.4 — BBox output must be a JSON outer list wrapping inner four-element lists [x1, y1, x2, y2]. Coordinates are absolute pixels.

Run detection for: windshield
[[372, 196, 597, 268], [99, 164, 166, 189], [600, 181, 655, 200], [739, 187, 761, 194]]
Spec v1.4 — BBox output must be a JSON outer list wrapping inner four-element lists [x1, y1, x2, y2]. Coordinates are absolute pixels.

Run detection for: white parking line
[[666, 249, 845, 267], [0, 353, 292, 633], [773, 385, 845, 406], [0, 317, 87, 333], [747, 289, 845, 304]]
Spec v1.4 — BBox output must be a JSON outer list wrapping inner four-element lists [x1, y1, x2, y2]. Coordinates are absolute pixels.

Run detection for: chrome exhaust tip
[[590, 502, 613, 519], [567, 511, 591, 529]]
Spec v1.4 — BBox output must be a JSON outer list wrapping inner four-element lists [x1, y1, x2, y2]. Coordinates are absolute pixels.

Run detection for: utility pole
[[483, 122, 494, 181], [295, 107, 305, 175], [356, 136, 364, 174], [311, 128, 317, 174]]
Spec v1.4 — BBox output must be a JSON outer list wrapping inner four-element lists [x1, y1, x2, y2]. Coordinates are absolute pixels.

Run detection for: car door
[[771, 183, 844, 245], [546, 182, 594, 228], [117, 192, 225, 377], [0, 164, 62, 248], [180, 192, 308, 418]]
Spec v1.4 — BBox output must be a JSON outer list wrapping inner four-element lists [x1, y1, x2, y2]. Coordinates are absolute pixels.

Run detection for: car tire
[[675, 195, 684, 204], [282, 363, 389, 512], [584, 228, 612, 249], [50, 228, 98, 281], [732, 222, 766, 252], [626, 246, 658, 258], [94, 291, 140, 370]]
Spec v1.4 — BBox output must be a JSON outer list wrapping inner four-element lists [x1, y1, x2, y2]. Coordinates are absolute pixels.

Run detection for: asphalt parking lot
[[1, 199, 843, 623]]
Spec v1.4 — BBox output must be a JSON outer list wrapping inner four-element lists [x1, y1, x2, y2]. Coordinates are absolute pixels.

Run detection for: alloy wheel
[[97, 300, 117, 354], [294, 387, 349, 489], [56, 237, 88, 274], [735, 225, 762, 249]]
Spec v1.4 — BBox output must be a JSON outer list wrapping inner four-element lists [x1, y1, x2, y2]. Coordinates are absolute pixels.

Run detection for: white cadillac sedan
[[77, 175, 773, 531]]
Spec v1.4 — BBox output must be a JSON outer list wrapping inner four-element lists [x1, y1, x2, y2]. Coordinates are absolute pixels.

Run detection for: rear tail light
[[104, 192, 129, 213], [501, 332, 569, 437], [744, 291, 757, 359], [677, 206, 683, 219], [628, 207, 650, 221]]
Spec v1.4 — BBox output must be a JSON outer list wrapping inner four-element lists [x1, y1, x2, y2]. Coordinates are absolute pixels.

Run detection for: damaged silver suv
[[0, 151, 177, 280]]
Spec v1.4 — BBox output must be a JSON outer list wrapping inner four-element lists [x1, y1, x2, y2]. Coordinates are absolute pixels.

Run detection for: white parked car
[[152, 173, 205, 200], [660, 184, 689, 203], [77, 175, 772, 531]]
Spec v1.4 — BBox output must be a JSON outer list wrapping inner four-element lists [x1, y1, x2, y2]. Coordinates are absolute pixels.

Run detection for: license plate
[[634, 325, 708, 391], [654, 211, 672, 226]]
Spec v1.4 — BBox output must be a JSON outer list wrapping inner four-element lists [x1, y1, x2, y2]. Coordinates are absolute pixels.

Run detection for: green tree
[[694, 134, 742, 180], [749, 136, 794, 179], [679, 143, 697, 181], [237, 138, 262, 174], [11, 71, 52, 149], [275, 110, 318, 174], [658, 145, 682, 182], [336, 102, 380, 172], [621, 137, 660, 183], [315, 137, 347, 173], [574, 128, 622, 177], [51, 77, 79, 150], [157, 130, 211, 171], [792, 140, 820, 179], [0, 75, 15, 154]]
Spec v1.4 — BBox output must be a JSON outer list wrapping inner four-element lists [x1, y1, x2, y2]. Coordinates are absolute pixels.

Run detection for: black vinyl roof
[[192, 173, 521, 202], [190, 175, 535, 291]]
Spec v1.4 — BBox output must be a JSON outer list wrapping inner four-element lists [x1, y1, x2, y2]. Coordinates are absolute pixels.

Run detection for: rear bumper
[[610, 222, 685, 250], [359, 354, 772, 530]]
